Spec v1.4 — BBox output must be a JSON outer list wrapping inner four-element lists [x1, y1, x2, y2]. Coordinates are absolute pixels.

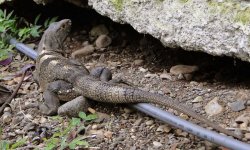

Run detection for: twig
[[0, 70, 27, 115]]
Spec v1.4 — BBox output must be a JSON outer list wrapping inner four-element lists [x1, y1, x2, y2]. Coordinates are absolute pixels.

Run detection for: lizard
[[34, 19, 240, 139]]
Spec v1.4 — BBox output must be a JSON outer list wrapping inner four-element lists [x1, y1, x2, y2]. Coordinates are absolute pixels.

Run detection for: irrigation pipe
[[10, 38, 250, 150]]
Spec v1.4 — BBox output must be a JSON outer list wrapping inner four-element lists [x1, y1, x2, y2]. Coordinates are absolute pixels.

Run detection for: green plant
[[44, 112, 97, 150], [0, 9, 58, 61], [0, 9, 16, 61], [0, 112, 97, 150], [0, 138, 27, 150]]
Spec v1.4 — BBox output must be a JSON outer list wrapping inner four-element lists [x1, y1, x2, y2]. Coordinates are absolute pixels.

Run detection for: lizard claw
[[39, 104, 57, 116]]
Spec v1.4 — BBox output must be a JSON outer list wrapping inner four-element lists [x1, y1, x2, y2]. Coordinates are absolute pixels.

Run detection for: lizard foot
[[39, 104, 58, 116], [58, 96, 92, 117]]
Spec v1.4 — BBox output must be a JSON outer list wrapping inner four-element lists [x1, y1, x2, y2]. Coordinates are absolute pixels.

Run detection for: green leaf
[[30, 25, 41, 37], [6, 11, 14, 20], [50, 115, 63, 121], [45, 143, 57, 150], [34, 14, 41, 25], [0, 9, 4, 17], [71, 118, 81, 126], [68, 137, 88, 149], [10, 138, 26, 149], [52, 132, 62, 138], [0, 140, 10, 150], [79, 112, 97, 121], [45, 137, 59, 150], [85, 114, 98, 121], [59, 136, 68, 150], [78, 112, 87, 119]]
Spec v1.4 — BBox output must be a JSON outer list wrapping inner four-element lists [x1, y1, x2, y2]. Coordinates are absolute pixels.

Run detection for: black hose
[[10, 38, 250, 150]]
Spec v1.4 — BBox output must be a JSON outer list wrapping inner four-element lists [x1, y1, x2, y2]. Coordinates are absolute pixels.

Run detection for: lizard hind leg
[[90, 66, 112, 81], [90, 66, 134, 86]]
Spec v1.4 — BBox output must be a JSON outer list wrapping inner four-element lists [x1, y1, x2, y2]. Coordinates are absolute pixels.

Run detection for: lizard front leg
[[39, 80, 77, 115]]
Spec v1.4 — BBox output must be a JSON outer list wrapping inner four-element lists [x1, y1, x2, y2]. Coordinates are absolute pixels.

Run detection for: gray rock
[[153, 141, 163, 148], [90, 24, 109, 37], [160, 73, 172, 80], [3, 107, 11, 112], [170, 65, 199, 75], [2, 112, 12, 123], [192, 96, 203, 103], [245, 133, 250, 140], [228, 101, 246, 112], [134, 118, 143, 126], [156, 125, 171, 133], [145, 120, 154, 126], [95, 34, 112, 49], [205, 97, 224, 116], [235, 112, 250, 128], [133, 59, 144, 66]]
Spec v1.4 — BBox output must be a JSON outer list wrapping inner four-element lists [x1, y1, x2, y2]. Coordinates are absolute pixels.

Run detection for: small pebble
[[12, 116, 24, 124], [88, 107, 96, 114], [245, 133, 250, 140], [8, 132, 16, 137], [170, 65, 199, 75], [192, 96, 203, 103], [160, 73, 172, 80], [144, 73, 158, 78], [133, 59, 144, 66], [3, 107, 11, 112], [153, 141, 163, 148], [139, 67, 148, 73], [145, 120, 154, 126], [104, 131, 113, 138], [180, 113, 189, 120], [124, 108, 134, 114], [95, 35, 112, 49], [156, 125, 171, 133], [2, 112, 12, 123], [205, 97, 224, 116], [228, 101, 246, 112], [190, 81, 199, 86], [134, 118, 143, 126], [92, 124, 98, 130], [175, 129, 188, 137], [40, 117, 47, 124], [82, 41, 90, 46], [88, 130, 104, 139], [177, 74, 185, 80]]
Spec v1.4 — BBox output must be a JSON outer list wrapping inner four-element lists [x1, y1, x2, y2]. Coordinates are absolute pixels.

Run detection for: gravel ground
[[1, 2, 250, 149]]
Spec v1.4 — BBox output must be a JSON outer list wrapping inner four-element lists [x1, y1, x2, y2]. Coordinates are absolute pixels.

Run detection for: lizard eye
[[61, 24, 66, 29]]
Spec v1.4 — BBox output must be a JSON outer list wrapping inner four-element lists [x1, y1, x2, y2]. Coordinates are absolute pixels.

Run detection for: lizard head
[[39, 19, 72, 53]]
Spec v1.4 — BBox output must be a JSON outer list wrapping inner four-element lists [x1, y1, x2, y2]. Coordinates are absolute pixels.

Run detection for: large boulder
[[4, 0, 250, 62], [88, 0, 250, 62]]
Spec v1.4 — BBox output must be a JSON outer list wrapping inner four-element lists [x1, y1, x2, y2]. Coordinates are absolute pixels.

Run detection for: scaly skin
[[36, 19, 240, 139]]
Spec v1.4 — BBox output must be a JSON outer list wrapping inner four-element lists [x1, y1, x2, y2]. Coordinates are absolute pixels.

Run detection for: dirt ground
[[1, 1, 250, 149]]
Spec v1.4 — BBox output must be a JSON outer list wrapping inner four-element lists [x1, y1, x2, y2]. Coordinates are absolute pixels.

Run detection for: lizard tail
[[135, 90, 241, 139], [75, 79, 240, 139]]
